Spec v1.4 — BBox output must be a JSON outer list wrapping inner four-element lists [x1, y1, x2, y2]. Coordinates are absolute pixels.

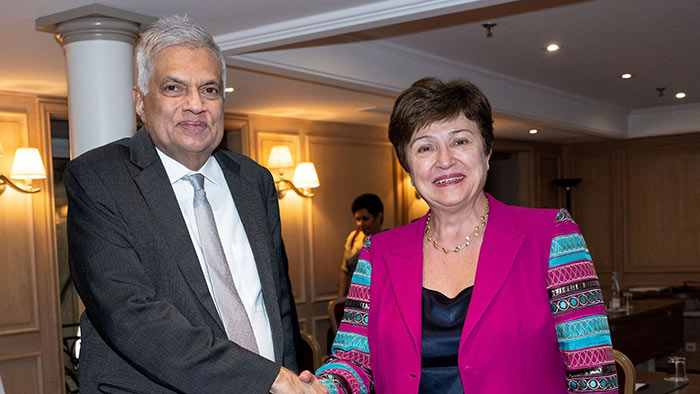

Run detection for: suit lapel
[[384, 215, 426, 354], [128, 128, 224, 332], [460, 195, 524, 349], [215, 150, 284, 362]]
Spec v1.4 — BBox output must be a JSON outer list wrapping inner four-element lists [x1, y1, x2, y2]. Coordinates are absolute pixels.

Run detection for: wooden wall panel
[[0, 92, 62, 393], [564, 132, 700, 289], [255, 132, 307, 303], [0, 354, 41, 394], [623, 144, 700, 272], [0, 198, 39, 333], [308, 135, 397, 301], [0, 113, 40, 334], [570, 151, 616, 273], [535, 152, 561, 209], [518, 153, 532, 207], [298, 318, 308, 333], [313, 315, 331, 354], [246, 115, 395, 353], [491, 138, 562, 208]]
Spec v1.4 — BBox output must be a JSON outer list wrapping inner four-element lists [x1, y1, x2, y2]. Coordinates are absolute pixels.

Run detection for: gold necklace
[[425, 199, 489, 253]]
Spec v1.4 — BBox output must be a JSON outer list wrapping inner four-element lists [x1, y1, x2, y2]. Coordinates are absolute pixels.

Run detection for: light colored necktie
[[184, 173, 258, 353]]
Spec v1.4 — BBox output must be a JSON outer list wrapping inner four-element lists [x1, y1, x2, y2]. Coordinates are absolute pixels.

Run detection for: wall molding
[[216, 0, 512, 54], [628, 102, 700, 138]]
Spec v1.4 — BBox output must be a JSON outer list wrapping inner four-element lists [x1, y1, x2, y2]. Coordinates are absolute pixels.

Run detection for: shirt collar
[[155, 147, 223, 186]]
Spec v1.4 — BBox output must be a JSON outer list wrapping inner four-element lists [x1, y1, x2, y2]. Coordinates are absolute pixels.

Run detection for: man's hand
[[269, 367, 328, 393], [298, 370, 327, 393]]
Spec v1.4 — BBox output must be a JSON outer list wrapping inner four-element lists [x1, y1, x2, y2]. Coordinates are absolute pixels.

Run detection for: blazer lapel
[[460, 195, 524, 348], [215, 150, 284, 362], [128, 128, 224, 332], [384, 215, 426, 354]]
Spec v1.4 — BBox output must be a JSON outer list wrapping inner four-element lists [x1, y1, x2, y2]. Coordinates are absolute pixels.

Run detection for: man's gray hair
[[134, 15, 226, 96]]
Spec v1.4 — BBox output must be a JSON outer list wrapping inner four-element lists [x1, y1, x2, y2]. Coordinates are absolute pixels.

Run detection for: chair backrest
[[613, 349, 636, 394], [299, 330, 322, 372], [328, 296, 346, 337]]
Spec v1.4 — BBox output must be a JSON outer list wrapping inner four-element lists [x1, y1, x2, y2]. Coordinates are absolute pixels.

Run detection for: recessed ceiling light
[[224, 87, 234, 93], [675, 92, 686, 99], [621, 73, 633, 79], [529, 129, 538, 134], [545, 43, 560, 52]]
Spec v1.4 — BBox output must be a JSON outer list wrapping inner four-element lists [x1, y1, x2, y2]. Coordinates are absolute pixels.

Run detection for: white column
[[37, 6, 154, 158], [55, 18, 140, 158]]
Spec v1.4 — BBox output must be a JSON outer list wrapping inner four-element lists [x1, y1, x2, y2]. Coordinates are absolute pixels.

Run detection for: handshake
[[270, 367, 328, 393]]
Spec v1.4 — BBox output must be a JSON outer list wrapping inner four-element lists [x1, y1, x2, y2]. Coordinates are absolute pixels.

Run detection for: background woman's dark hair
[[388, 77, 494, 172], [351, 193, 384, 220]]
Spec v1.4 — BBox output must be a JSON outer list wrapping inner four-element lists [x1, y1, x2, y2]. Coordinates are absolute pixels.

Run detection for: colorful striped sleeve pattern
[[548, 209, 618, 394], [316, 238, 373, 394]]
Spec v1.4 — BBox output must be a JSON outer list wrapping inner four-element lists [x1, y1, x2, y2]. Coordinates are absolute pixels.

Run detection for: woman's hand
[[270, 367, 328, 393]]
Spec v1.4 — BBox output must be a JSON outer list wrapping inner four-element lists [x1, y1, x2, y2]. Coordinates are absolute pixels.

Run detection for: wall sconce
[[0, 145, 47, 195], [267, 145, 319, 198]]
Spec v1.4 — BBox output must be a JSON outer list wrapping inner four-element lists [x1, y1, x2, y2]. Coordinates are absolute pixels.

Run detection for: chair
[[613, 349, 636, 394], [299, 330, 322, 372], [328, 296, 346, 337], [62, 323, 80, 393]]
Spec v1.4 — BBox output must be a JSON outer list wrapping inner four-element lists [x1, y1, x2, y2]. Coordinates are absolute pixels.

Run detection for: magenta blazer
[[318, 194, 617, 394]]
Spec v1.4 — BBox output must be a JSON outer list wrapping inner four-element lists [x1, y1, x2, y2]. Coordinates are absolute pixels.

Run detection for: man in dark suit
[[66, 15, 325, 393]]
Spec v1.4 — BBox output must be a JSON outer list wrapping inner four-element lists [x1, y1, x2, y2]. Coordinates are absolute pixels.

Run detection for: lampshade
[[292, 162, 320, 189], [10, 147, 47, 181], [0, 140, 4, 156], [267, 145, 294, 169]]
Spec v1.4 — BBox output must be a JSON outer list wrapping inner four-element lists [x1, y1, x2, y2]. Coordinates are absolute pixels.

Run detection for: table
[[608, 299, 686, 364], [636, 371, 700, 394]]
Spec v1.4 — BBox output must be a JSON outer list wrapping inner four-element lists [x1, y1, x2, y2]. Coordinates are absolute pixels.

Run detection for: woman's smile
[[433, 174, 465, 186]]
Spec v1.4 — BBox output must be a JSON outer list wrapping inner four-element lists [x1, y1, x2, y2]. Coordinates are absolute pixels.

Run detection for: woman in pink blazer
[[312, 78, 618, 394]]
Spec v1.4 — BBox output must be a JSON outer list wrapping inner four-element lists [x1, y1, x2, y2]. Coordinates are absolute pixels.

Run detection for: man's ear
[[377, 211, 384, 225], [132, 87, 146, 123]]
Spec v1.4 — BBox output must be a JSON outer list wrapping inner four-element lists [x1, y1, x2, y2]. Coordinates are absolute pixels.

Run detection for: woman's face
[[405, 114, 490, 212]]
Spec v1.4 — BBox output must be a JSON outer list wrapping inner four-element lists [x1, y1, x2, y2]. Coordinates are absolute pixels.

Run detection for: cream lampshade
[[292, 162, 320, 189], [10, 147, 47, 186], [267, 145, 294, 169]]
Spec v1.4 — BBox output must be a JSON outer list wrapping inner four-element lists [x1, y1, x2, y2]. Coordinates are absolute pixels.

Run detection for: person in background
[[65, 14, 324, 393], [311, 77, 617, 393], [337, 193, 384, 297]]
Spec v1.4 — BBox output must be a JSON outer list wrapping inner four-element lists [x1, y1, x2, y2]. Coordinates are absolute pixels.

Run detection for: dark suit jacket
[[65, 128, 300, 393]]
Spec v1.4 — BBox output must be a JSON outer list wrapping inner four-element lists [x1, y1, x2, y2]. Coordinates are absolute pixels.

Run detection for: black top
[[419, 286, 473, 394]]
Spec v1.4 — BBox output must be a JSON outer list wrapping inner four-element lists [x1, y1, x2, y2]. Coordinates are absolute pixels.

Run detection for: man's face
[[133, 45, 224, 170], [354, 208, 383, 235]]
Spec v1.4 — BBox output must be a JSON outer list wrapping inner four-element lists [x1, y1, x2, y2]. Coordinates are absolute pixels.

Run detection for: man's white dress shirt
[[156, 148, 275, 361]]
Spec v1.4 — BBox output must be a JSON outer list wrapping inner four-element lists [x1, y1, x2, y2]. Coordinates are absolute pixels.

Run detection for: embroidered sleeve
[[316, 238, 373, 394], [549, 209, 618, 394]]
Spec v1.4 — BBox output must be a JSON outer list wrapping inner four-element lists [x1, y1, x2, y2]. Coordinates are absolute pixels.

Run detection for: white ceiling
[[2, 0, 699, 144]]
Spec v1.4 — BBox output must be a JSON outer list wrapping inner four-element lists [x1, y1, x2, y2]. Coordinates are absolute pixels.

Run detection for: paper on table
[[0, 373, 5, 394], [635, 382, 649, 391], [628, 286, 669, 293]]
